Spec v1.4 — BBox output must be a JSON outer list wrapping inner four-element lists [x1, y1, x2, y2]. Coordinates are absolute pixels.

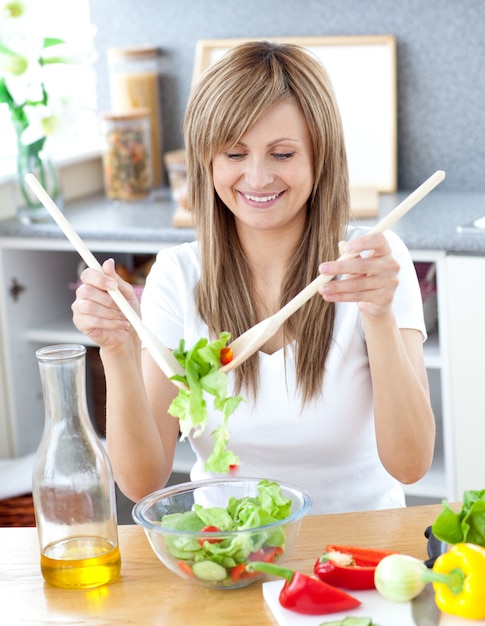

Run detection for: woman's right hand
[[71, 258, 139, 352]]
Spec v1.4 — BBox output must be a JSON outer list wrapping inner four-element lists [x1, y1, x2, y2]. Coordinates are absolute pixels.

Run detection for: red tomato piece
[[197, 525, 223, 545], [229, 464, 239, 476], [220, 347, 234, 365], [248, 546, 283, 563]]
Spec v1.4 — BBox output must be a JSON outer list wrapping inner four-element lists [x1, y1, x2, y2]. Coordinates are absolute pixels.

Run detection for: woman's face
[[212, 98, 314, 237]]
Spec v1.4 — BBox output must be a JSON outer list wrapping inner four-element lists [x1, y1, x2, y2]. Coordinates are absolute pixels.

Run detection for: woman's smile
[[238, 190, 285, 208]]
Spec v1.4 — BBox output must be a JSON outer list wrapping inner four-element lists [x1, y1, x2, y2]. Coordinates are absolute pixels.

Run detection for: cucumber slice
[[342, 618, 373, 626], [192, 560, 227, 582]]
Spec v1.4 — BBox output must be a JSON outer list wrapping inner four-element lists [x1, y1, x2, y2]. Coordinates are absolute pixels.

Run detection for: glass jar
[[100, 109, 153, 202], [32, 344, 121, 589], [163, 149, 187, 207], [15, 133, 62, 224], [107, 46, 162, 188]]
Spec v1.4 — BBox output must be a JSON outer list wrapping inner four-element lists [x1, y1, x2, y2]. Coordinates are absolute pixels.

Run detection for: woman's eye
[[273, 152, 294, 160], [226, 152, 245, 160], [223, 151, 294, 160]]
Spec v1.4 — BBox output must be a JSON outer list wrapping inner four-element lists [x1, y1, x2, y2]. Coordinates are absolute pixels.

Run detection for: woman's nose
[[243, 157, 275, 188]]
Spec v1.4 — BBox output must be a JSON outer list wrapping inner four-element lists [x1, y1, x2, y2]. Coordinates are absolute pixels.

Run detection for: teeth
[[244, 193, 279, 202]]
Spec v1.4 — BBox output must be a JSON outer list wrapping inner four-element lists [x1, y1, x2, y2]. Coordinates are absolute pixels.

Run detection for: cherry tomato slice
[[197, 525, 223, 545], [220, 347, 234, 365]]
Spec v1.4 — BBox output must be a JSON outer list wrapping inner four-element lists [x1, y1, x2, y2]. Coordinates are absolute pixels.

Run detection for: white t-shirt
[[141, 229, 426, 514]]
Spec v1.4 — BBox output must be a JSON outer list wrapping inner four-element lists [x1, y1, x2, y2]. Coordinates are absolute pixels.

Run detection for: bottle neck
[[37, 344, 92, 430]]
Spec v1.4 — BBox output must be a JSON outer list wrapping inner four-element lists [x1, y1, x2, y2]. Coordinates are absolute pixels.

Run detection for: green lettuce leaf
[[168, 332, 244, 474], [432, 489, 485, 546], [161, 480, 291, 564]]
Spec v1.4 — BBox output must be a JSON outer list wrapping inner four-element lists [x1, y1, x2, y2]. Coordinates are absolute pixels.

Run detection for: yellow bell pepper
[[422, 543, 485, 620]]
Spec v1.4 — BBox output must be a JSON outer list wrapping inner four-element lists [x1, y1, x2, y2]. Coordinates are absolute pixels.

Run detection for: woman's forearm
[[364, 314, 435, 484], [100, 345, 178, 502]]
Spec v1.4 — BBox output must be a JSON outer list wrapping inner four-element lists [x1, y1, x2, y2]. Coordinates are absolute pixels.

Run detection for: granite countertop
[[358, 190, 485, 254], [2, 188, 485, 254], [0, 189, 196, 245]]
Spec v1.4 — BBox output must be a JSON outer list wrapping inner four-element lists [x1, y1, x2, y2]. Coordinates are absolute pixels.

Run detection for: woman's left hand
[[318, 232, 399, 319]]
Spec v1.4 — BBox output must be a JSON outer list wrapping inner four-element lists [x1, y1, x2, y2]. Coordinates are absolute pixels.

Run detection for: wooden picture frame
[[192, 35, 397, 196]]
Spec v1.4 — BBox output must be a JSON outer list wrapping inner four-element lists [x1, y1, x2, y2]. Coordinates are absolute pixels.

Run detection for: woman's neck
[[237, 218, 304, 272], [237, 222, 304, 320]]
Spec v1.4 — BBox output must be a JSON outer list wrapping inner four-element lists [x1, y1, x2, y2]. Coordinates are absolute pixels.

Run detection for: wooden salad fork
[[221, 170, 446, 373], [25, 173, 186, 387]]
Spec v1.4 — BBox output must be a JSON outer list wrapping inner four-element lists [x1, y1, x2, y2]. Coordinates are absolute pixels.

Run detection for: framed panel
[[192, 35, 397, 193]]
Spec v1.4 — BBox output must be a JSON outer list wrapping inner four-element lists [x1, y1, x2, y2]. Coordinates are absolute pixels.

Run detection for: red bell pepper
[[177, 560, 195, 578], [247, 561, 361, 615], [314, 544, 396, 590]]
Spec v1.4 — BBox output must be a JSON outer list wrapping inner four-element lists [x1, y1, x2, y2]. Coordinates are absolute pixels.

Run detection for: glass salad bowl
[[132, 477, 312, 589]]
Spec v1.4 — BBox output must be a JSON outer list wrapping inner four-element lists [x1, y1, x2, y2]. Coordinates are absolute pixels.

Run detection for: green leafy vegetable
[[161, 479, 291, 585], [168, 332, 244, 474], [432, 489, 485, 546]]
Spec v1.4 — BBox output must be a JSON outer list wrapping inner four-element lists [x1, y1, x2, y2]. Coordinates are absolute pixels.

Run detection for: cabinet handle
[[9, 278, 26, 302]]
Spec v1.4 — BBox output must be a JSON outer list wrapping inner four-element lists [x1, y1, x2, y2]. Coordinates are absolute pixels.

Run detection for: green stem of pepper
[[421, 567, 465, 595]]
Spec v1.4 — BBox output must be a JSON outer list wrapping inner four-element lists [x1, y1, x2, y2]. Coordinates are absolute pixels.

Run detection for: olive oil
[[41, 536, 121, 589]]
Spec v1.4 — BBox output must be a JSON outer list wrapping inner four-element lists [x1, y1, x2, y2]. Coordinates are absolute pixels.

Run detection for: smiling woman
[[0, 0, 97, 171], [71, 40, 435, 515]]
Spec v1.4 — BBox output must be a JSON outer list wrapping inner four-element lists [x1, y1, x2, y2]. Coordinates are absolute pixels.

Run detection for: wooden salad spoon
[[25, 173, 186, 387], [221, 169, 446, 373]]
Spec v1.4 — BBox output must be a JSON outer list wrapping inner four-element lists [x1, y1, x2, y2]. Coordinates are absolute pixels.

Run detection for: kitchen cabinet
[[0, 234, 197, 478], [0, 191, 483, 504], [442, 255, 485, 497]]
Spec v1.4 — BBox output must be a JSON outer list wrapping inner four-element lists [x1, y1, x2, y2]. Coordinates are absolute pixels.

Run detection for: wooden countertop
[[0, 504, 444, 625]]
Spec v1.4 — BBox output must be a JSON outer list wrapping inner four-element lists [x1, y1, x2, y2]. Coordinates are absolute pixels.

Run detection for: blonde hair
[[184, 40, 350, 402]]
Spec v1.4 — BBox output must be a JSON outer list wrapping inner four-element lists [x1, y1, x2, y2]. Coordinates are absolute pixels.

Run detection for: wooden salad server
[[24, 173, 186, 387], [221, 169, 446, 373]]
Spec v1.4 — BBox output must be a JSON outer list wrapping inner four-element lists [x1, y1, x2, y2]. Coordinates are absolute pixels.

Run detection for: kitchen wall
[[89, 0, 485, 192]]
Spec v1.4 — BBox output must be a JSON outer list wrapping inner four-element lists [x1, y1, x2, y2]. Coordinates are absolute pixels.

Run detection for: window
[[0, 0, 98, 176]]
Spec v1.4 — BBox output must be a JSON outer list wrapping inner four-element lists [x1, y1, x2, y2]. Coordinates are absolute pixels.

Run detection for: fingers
[[78, 259, 118, 291], [77, 259, 137, 302], [321, 276, 398, 307], [321, 233, 391, 274], [318, 233, 399, 312], [71, 258, 138, 342]]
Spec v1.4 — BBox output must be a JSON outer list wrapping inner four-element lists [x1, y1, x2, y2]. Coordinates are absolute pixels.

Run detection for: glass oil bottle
[[32, 344, 121, 589]]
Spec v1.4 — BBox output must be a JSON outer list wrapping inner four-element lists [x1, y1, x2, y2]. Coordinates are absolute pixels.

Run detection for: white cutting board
[[263, 581, 485, 625], [263, 582, 414, 625]]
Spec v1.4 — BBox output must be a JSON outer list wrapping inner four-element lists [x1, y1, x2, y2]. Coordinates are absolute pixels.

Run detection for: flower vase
[[15, 135, 63, 224]]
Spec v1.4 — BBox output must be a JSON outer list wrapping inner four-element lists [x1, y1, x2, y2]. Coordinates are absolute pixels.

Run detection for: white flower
[[2, 50, 44, 105], [1, 1, 30, 24], [0, 1, 96, 146], [0, 1, 43, 50], [21, 98, 81, 145], [0, 0, 44, 106]]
